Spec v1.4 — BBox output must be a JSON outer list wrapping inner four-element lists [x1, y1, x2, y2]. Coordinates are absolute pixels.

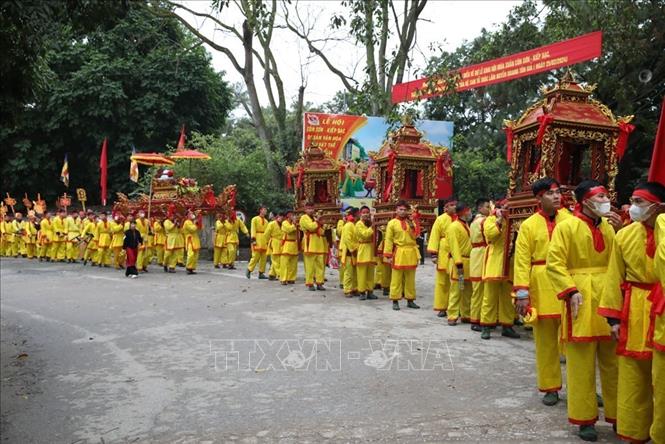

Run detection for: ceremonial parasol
[[130, 152, 175, 218], [169, 149, 211, 176]]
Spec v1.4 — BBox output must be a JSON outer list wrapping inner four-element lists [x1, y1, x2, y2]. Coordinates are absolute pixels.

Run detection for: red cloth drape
[[616, 121, 636, 160], [648, 96, 665, 186], [504, 126, 514, 163], [177, 124, 186, 151], [99, 137, 108, 206], [536, 115, 554, 146]]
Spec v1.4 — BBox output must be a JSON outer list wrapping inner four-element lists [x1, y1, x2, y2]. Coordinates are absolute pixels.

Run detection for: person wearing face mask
[[513, 177, 572, 407], [469, 198, 490, 331], [383, 201, 421, 311], [651, 211, 665, 444], [263, 211, 284, 280], [182, 211, 201, 275], [445, 203, 473, 325], [355, 206, 378, 300], [427, 199, 457, 318], [96, 212, 113, 267], [598, 182, 665, 443], [480, 198, 520, 340], [546, 179, 621, 442]]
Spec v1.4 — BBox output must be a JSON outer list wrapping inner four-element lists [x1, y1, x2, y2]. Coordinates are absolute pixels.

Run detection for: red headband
[[632, 189, 662, 203], [536, 183, 560, 197], [582, 186, 608, 201]]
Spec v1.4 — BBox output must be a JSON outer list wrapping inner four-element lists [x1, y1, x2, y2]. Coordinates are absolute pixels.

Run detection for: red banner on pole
[[303, 112, 368, 159], [392, 31, 603, 104], [649, 96, 665, 186], [99, 137, 108, 206]]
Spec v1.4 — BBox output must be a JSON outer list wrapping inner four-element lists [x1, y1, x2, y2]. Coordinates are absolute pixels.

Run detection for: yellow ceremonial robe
[[182, 219, 200, 271], [480, 214, 513, 326], [264, 220, 283, 278], [300, 214, 326, 286], [650, 214, 665, 444], [446, 219, 472, 321], [469, 215, 487, 323], [355, 220, 376, 293], [341, 219, 358, 294], [213, 220, 227, 266], [224, 219, 248, 266], [279, 220, 298, 283], [96, 221, 112, 265], [153, 220, 165, 265], [384, 218, 419, 301], [248, 215, 269, 274], [50, 216, 66, 260], [428, 213, 453, 312]]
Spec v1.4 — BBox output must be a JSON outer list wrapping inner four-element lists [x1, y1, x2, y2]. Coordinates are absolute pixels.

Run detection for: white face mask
[[628, 204, 653, 222], [588, 201, 611, 217]]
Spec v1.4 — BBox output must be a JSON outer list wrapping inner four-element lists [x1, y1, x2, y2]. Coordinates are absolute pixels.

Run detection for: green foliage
[[424, 0, 665, 203], [451, 148, 510, 206], [2, 6, 233, 205], [171, 131, 293, 216]]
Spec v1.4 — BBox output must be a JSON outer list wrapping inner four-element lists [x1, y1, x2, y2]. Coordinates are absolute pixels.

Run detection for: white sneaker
[[130, 275, 138, 279]]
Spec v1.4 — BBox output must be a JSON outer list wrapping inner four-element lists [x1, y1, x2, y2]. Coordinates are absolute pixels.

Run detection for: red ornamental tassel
[[436, 155, 444, 177], [413, 211, 421, 237], [296, 165, 304, 189], [504, 126, 513, 163], [286, 172, 292, 190], [536, 115, 554, 146], [387, 150, 396, 175], [615, 121, 636, 160]]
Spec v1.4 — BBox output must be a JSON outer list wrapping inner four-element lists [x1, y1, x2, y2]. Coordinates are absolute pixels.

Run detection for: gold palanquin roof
[[375, 119, 444, 161], [290, 145, 339, 174]]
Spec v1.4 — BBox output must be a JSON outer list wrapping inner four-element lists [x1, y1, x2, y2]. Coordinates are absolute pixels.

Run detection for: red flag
[[176, 125, 186, 151], [100, 138, 108, 206], [648, 96, 665, 186]]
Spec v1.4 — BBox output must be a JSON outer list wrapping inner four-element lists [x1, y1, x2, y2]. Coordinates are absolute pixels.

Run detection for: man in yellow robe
[[446, 203, 472, 325], [336, 215, 346, 289], [651, 212, 665, 444], [153, 218, 166, 267], [599, 182, 665, 443], [110, 214, 125, 269], [376, 236, 391, 296], [469, 198, 490, 330], [299, 203, 327, 290], [213, 213, 227, 268], [135, 211, 152, 272], [81, 212, 98, 265], [11, 213, 25, 257], [341, 208, 359, 296], [264, 212, 283, 280], [279, 211, 299, 284], [223, 212, 248, 270], [247, 206, 270, 279], [163, 215, 181, 273], [23, 213, 38, 259], [182, 211, 201, 274], [0, 214, 8, 256], [547, 180, 622, 441], [384, 201, 420, 311], [96, 213, 113, 267], [355, 206, 378, 300], [37, 212, 52, 261], [427, 199, 457, 317], [480, 199, 519, 340], [64, 211, 81, 262], [50, 209, 67, 261], [513, 178, 571, 406]]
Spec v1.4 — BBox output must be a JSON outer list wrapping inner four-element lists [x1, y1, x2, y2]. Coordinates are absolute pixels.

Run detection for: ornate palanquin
[[501, 71, 633, 274], [372, 117, 447, 232], [286, 144, 341, 228]]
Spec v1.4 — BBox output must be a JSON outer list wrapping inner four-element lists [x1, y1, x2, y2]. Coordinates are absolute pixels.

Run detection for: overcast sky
[[178, 1, 521, 114]]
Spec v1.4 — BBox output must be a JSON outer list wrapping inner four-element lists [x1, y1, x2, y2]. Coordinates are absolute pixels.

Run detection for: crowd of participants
[[2, 177, 664, 443]]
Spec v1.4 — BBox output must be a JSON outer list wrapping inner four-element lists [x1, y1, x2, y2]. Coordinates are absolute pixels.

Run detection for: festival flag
[[648, 96, 665, 186], [176, 124, 186, 151], [60, 154, 70, 187], [129, 146, 139, 183], [100, 137, 108, 206]]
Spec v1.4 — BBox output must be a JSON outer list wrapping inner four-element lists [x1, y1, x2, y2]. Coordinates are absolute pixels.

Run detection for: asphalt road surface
[[0, 257, 621, 443]]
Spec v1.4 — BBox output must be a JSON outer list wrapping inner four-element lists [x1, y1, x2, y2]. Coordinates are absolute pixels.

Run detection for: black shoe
[[392, 301, 400, 311], [228, 265, 236, 270], [258, 273, 268, 279], [268, 275, 276, 281], [83, 260, 87, 266], [214, 264, 220, 269], [578, 425, 598, 442], [308, 286, 316, 291], [382, 288, 389, 296], [501, 327, 521, 339], [471, 324, 482, 332], [481, 327, 491, 340], [164, 265, 168, 272], [359, 292, 367, 300], [339, 283, 344, 289], [316, 285, 326, 291], [437, 310, 447, 318], [186, 269, 197, 275], [245, 269, 251, 279], [168, 268, 176, 273], [407, 300, 420, 309], [542, 392, 559, 406], [366, 291, 377, 300]]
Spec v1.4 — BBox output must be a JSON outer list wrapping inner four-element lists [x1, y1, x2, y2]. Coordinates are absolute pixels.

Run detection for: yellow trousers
[[470, 281, 483, 323], [186, 248, 199, 271], [224, 243, 237, 265], [357, 264, 376, 293], [379, 263, 391, 289], [84, 245, 97, 263], [617, 356, 653, 442], [268, 253, 280, 278], [137, 247, 152, 270], [433, 270, 450, 311], [163, 248, 180, 269], [390, 268, 416, 301], [533, 318, 562, 392], [248, 249, 268, 273], [66, 242, 79, 260], [155, 245, 165, 266], [112, 247, 125, 268], [97, 247, 111, 266], [338, 259, 346, 287], [448, 279, 471, 321], [177, 247, 184, 265], [17, 239, 26, 256], [565, 341, 617, 425], [652, 351, 665, 444], [26, 243, 35, 259], [50, 241, 66, 261], [279, 255, 297, 282], [480, 281, 514, 326], [7, 240, 18, 257], [213, 247, 225, 266], [303, 254, 325, 286], [343, 258, 357, 294]]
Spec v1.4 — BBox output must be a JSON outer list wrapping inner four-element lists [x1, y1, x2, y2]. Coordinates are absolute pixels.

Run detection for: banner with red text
[[392, 31, 602, 103]]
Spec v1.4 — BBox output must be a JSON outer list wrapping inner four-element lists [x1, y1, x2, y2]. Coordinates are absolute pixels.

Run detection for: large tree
[[1, 6, 233, 204]]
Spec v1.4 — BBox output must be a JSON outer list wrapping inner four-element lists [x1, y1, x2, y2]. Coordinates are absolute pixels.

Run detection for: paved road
[[0, 258, 620, 443]]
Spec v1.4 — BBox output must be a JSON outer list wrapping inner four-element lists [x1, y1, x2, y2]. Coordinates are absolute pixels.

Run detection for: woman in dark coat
[[123, 220, 143, 278]]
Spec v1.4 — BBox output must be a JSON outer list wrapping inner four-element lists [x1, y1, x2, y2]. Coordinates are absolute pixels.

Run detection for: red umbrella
[[130, 152, 175, 218]]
